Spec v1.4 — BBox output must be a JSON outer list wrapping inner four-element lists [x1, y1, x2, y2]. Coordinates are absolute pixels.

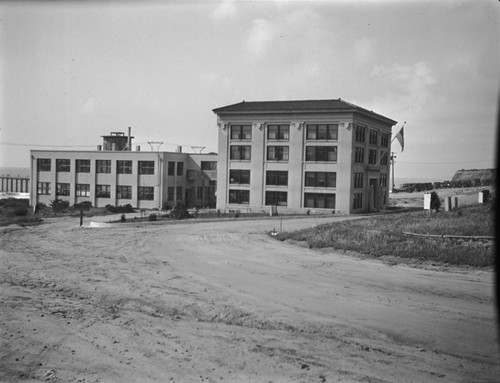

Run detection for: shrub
[[162, 202, 171, 211], [13, 207, 28, 216], [170, 201, 191, 220], [430, 191, 441, 211], [120, 214, 126, 223], [105, 204, 135, 214], [148, 213, 157, 221], [50, 198, 70, 212]]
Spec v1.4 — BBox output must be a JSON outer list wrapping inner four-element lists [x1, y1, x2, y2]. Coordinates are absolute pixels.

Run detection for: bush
[[50, 198, 70, 212], [13, 207, 28, 216], [170, 201, 191, 220], [148, 213, 157, 221], [120, 214, 126, 223], [162, 202, 171, 211], [430, 191, 441, 211], [105, 204, 135, 214], [0, 198, 29, 209]]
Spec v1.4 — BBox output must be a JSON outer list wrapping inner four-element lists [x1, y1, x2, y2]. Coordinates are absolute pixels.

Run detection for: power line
[[399, 160, 491, 165]]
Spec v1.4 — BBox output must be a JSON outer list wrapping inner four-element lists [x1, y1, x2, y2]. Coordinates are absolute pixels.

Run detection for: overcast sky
[[1, 0, 498, 182]]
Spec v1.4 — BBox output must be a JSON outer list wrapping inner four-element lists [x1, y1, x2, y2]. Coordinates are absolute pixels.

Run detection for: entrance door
[[369, 178, 379, 212]]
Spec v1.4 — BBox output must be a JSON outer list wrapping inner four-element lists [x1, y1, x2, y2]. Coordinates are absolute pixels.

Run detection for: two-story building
[[213, 99, 397, 214]]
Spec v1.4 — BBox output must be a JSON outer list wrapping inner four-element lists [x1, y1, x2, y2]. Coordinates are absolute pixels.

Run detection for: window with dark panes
[[353, 193, 363, 209], [265, 191, 287, 206], [304, 193, 335, 209], [138, 186, 154, 200], [380, 174, 388, 187], [229, 189, 250, 204], [37, 158, 51, 172], [229, 169, 250, 184], [201, 161, 217, 170], [369, 130, 378, 145], [230, 146, 251, 160], [355, 126, 366, 142], [117, 185, 132, 199], [176, 186, 183, 201], [168, 161, 175, 175], [354, 147, 364, 163], [304, 172, 336, 187], [167, 187, 174, 201], [230, 125, 252, 140], [368, 149, 377, 164], [96, 184, 111, 198], [177, 162, 184, 176], [96, 160, 111, 173], [381, 132, 389, 147], [354, 173, 363, 188], [138, 161, 154, 175], [56, 159, 70, 172], [306, 124, 338, 140], [267, 146, 289, 161], [56, 183, 70, 196], [117, 160, 132, 174], [76, 184, 90, 197], [380, 151, 388, 165], [305, 146, 337, 162], [76, 160, 90, 173], [267, 124, 289, 140], [37, 182, 51, 195], [266, 171, 288, 186]]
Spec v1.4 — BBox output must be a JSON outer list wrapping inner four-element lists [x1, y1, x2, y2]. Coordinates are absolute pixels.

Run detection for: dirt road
[[1, 215, 498, 382]]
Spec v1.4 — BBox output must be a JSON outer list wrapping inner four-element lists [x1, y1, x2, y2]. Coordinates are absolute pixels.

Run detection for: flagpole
[[374, 121, 405, 167]]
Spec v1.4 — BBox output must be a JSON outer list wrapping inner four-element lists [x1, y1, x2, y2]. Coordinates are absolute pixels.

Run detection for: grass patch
[[275, 205, 494, 267]]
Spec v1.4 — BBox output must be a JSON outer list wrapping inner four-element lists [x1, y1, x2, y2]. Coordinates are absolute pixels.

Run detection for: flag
[[395, 126, 404, 152]]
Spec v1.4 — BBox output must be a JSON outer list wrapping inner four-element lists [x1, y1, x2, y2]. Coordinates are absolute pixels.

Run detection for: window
[[229, 189, 250, 204], [76, 184, 90, 197], [56, 183, 70, 196], [138, 161, 154, 175], [267, 146, 289, 161], [305, 146, 337, 162], [380, 151, 388, 165], [305, 172, 336, 188], [230, 146, 251, 160], [369, 130, 378, 145], [230, 169, 250, 184], [230, 125, 252, 140], [266, 171, 288, 186], [380, 174, 388, 187], [56, 159, 70, 172], [265, 191, 287, 206], [304, 193, 335, 209], [354, 173, 364, 188], [353, 193, 363, 209], [37, 159, 51, 172], [306, 124, 338, 140], [96, 184, 111, 198], [354, 147, 364, 163], [197, 186, 203, 199], [117, 160, 132, 174], [368, 149, 377, 165], [96, 160, 111, 173], [167, 187, 174, 201], [168, 161, 175, 175], [138, 186, 154, 200], [267, 124, 289, 140], [177, 162, 184, 176], [355, 126, 366, 142], [117, 185, 132, 199], [176, 186, 183, 201], [76, 160, 90, 173], [201, 161, 217, 170], [381, 132, 389, 147], [37, 182, 50, 195]]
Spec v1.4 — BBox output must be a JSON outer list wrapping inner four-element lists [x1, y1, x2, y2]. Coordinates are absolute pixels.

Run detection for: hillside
[[451, 168, 495, 183]]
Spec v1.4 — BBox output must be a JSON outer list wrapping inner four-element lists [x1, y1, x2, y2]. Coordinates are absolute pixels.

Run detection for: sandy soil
[[1, 198, 498, 382]]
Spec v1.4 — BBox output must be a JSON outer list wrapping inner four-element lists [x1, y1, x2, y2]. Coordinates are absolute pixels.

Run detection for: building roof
[[213, 98, 397, 125]]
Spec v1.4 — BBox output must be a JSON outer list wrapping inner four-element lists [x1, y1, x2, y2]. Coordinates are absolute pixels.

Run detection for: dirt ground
[[1, 191, 498, 382]]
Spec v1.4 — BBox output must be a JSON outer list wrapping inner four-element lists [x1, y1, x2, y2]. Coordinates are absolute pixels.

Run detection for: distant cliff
[[451, 169, 495, 183]]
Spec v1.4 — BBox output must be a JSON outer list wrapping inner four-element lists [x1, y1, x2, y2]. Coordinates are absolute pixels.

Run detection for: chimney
[[97, 145, 102, 151], [136, 145, 141, 151], [128, 127, 132, 151], [177, 145, 182, 153]]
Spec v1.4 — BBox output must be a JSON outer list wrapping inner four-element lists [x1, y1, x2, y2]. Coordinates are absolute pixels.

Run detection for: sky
[[0, 0, 498, 183]]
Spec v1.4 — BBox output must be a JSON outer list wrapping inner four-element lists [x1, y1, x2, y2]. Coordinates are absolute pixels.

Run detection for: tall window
[[138, 161, 154, 175], [201, 161, 217, 170], [167, 187, 174, 201], [305, 146, 337, 162], [138, 186, 154, 200], [96, 184, 111, 198], [353, 193, 363, 209], [267, 124, 289, 140], [76, 160, 90, 173], [230, 169, 250, 184], [266, 171, 288, 186], [368, 149, 377, 165], [306, 124, 338, 140], [56, 183, 70, 196], [176, 186, 183, 201], [230, 125, 252, 140], [304, 193, 335, 209], [305, 172, 336, 188], [267, 146, 289, 161], [369, 130, 378, 145], [354, 147, 364, 163], [117, 160, 132, 174], [265, 191, 287, 206], [354, 172, 363, 188], [168, 161, 175, 175], [117, 185, 132, 199], [380, 174, 388, 187], [230, 146, 251, 160], [56, 159, 70, 172], [37, 182, 50, 195], [380, 151, 388, 165], [229, 189, 250, 204], [96, 160, 111, 173], [177, 162, 184, 176], [37, 159, 51, 172], [76, 184, 90, 197], [381, 132, 389, 147], [355, 126, 366, 142]]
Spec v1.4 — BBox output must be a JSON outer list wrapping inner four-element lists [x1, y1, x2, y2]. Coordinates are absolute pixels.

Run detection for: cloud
[[78, 97, 98, 115], [245, 18, 277, 58], [351, 38, 377, 66], [211, 0, 237, 21]]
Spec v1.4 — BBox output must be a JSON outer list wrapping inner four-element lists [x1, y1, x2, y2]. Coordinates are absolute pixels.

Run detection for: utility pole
[[390, 152, 396, 191]]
